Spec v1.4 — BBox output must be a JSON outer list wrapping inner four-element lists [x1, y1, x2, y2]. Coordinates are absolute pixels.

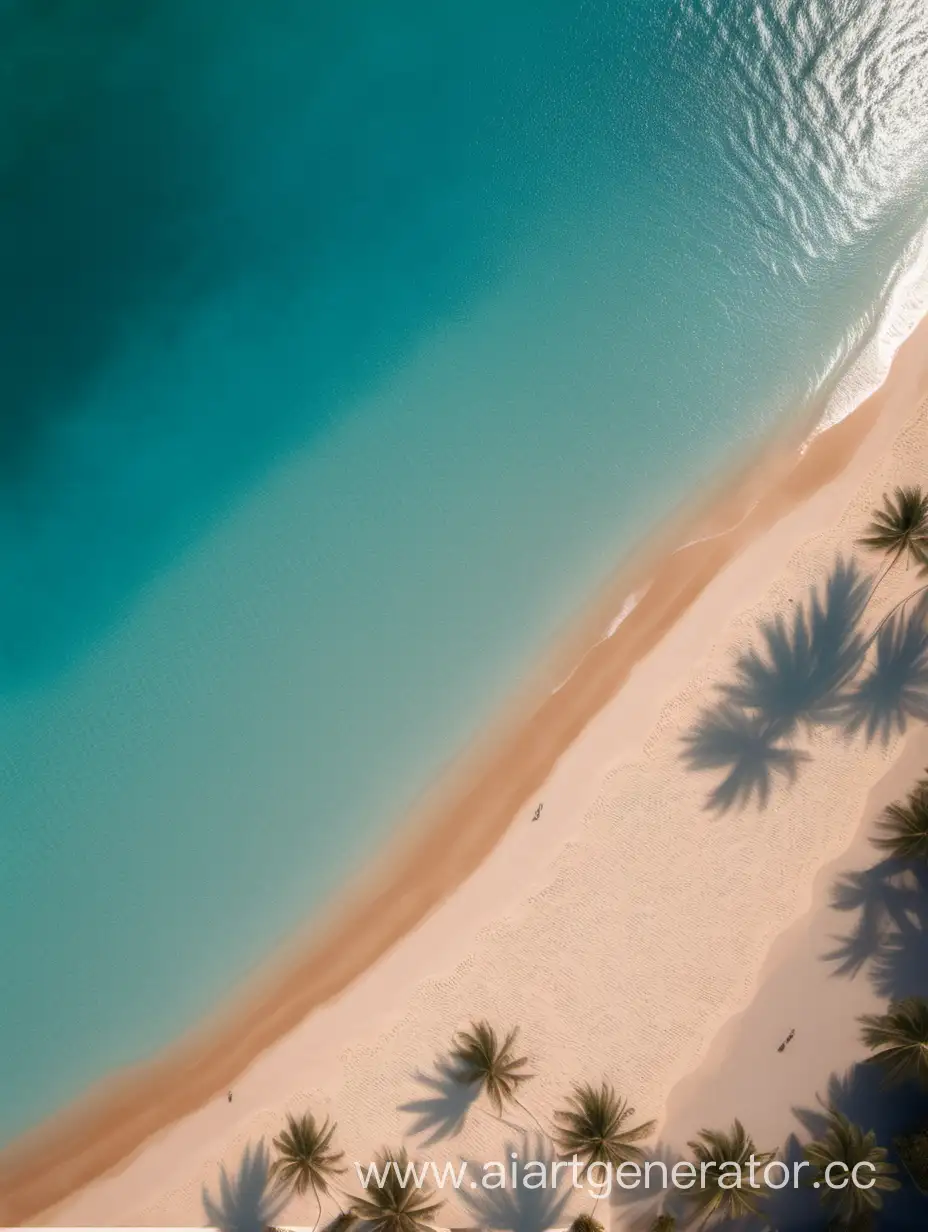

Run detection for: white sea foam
[[808, 219, 928, 442], [674, 502, 761, 554], [550, 591, 647, 695], [553, 218, 928, 703], [550, 668, 578, 696], [604, 592, 642, 638], [681, 0, 928, 449], [552, 214, 928, 703]]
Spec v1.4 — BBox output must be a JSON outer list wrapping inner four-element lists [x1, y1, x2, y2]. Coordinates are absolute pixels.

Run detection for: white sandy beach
[[4, 324, 928, 1227]]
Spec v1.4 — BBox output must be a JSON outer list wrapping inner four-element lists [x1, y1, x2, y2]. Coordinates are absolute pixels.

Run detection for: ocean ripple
[[672, 0, 928, 271]]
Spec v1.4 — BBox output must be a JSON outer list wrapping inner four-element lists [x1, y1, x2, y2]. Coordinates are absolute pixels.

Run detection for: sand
[[3, 318, 928, 1227], [657, 720, 928, 1135]]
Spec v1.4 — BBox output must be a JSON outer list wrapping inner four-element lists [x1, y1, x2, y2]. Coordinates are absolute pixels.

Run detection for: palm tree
[[648, 1216, 676, 1231], [271, 1111, 346, 1227], [804, 1109, 899, 1228], [686, 1119, 772, 1228], [894, 1127, 928, 1195], [859, 486, 928, 601], [449, 1020, 542, 1131], [568, 1215, 604, 1232], [554, 1081, 656, 1168], [867, 571, 928, 645], [204, 1142, 287, 1232], [348, 1148, 443, 1232], [860, 997, 928, 1087], [872, 777, 928, 862], [325, 1214, 360, 1232]]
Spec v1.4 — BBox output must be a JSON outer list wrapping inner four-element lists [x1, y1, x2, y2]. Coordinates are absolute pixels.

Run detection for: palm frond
[[860, 997, 928, 1087], [554, 1081, 655, 1167], [569, 1215, 604, 1232], [872, 778, 928, 862], [271, 1112, 346, 1201], [326, 1213, 360, 1232], [686, 1119, 773, 1225], [858, 486, 928, 564], [648, 1217, 676, 1232], [349, 1149, 444, 1232], [449, 1021, 533, 1117], [804, 1109, 899, 1222]]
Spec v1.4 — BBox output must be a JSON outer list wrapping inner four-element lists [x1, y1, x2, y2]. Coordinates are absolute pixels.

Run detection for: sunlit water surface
[[2, 0, 928, 1141]]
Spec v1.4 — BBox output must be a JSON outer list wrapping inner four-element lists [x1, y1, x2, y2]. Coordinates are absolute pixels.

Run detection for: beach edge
[[3, 315, 928, 1224]]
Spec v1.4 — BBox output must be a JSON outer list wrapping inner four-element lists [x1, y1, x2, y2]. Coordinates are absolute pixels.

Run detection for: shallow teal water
[[2, 0, 928, 1143]]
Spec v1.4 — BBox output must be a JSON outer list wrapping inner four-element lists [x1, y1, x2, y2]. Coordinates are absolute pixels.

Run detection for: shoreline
[[3, 316, 928, 1224]]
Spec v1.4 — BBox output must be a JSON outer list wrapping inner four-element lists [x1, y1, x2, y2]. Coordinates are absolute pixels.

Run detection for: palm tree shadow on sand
[[764, 1066, 926, 1231], [681, 558, 928, 813], [399, 1057, 486, 1146], [461, 1136, 572, 1232], [681, 556, 868, 812], [824, 859, 920, 980], [608, 1142, 686, 1232], [719, 556, 869, 734], [824, 859, 928, 1001], [837, 595, 928, 746], [680, 701, 810, 812], [202, 1140, 287, 1232], [757, 1131, 823, 1232]]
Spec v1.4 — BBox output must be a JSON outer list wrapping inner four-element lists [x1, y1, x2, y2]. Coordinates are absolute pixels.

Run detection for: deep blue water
[[2, 0, 928, 1143]]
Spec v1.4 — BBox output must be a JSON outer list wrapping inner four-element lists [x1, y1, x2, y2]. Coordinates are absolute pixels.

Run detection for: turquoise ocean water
[[2, 0, 928, 1144]]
